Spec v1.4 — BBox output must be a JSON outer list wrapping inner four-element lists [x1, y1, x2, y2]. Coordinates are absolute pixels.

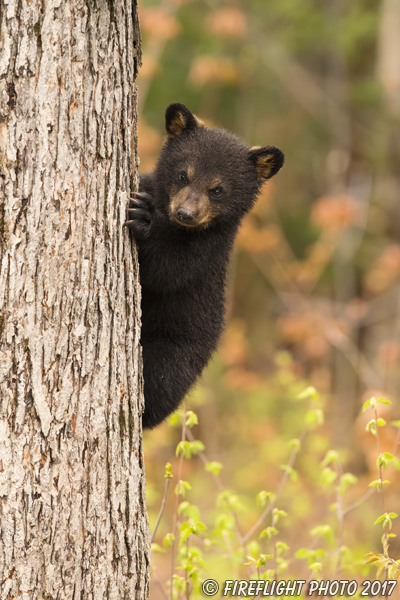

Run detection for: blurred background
[[136, 0, 400, 592]]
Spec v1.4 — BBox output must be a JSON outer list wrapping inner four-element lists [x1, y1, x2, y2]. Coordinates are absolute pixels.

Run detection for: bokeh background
[[136, 0, 400, 593]]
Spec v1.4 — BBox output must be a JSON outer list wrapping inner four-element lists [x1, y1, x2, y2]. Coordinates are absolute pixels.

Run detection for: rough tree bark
[[0, 0, 150, 598]]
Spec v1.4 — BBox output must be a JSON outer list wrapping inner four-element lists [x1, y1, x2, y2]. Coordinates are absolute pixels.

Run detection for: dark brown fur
[[126, 103, 284, 428]]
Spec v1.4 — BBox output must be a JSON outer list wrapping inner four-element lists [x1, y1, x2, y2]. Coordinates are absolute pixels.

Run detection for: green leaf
[[280, 464, 298, 481], [214, 513, 235, 532], [163, 533, 175, 547], [310, 524, 335, 546], [377, 453, 393, 470], [264, 569, 275, 578], [191, 519, 207, 534], [377, 452, 397, 471], [165, 462, 173, 479], [185, 411, 199, 428], [338, 472, 357, 496], [191, 440, 205, 454], [305, 408, 324, 427], [297, 386, 319, 401], [205, 461, 223, 476], [382, 452, 395, 460], [277, 557, 289, 572], [376, 418, 386, 427], [178, 519, 206, 544], [369, 479, 390, 491], [374, 512, 395, 530], [310, 561, 322, 575], [178, 502, 202, 521], [230, 495, 246, 512], [273, 508, 288, 519], [216, 490, 246, 512], [176, 441, 190, 458], [320, 450, 339, 467], [178, 501, 190, 516], [178, 522, 192, 546], [256, 554, 272, 567], [247, 540, 261, 558], [369, 479, 381, 488], [276, 541, 289, 555], [366, 419, 376, 436], [362, 398, 372, 412], [175, 480, 192, 497], [259, 526, 278, 540], [320, 467, 337, 486], [374, 513, 387, 525], [176, 440, 205, 459], [288, 438, 301, 451], [168, 412, 182, 427], [257, 490, 275, 506], [377, 397, 392, 406]]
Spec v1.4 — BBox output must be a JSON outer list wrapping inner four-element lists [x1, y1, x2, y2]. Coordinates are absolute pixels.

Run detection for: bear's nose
[[176, 207, 195, 224]]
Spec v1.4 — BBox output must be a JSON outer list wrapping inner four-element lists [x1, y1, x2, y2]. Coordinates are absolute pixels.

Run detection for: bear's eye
[[211, 186, 223, 198], [178, 172, 188, 184]]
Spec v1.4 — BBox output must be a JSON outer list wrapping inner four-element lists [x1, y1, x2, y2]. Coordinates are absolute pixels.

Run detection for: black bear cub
[[126, 103, 284, 429]]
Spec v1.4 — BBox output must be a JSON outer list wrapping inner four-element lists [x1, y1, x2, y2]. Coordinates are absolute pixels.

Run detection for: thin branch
[[332, 459, 344, 578], [151, 477, 172, 543], [343, 488, 375, 517], [170, 400, 187, 600]]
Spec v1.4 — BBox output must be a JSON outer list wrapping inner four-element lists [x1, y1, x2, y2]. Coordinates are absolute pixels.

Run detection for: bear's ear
[[165, 103, 204, 137], [248, 145, 284, 182]]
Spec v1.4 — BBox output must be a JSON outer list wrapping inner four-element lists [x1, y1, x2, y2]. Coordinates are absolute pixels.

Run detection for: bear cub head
[[154, 103, 284, 230]]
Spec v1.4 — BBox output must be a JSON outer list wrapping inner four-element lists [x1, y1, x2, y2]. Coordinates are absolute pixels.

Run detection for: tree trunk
[[0, 1, 150, 598]]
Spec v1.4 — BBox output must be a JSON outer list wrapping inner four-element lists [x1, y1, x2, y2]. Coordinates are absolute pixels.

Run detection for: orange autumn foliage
[[189, 56, 240, 86], [365, 244, 400, 294], [206, 7, 247, 38], [311, 194, 360, 231], [140, 6, 180, 40]]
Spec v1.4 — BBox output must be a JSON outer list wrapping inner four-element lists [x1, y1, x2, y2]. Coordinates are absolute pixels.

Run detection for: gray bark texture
[[0, 0, 150, 598]]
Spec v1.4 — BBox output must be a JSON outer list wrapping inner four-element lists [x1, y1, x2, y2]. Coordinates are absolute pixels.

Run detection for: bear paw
[[125, 191, 155, 240]]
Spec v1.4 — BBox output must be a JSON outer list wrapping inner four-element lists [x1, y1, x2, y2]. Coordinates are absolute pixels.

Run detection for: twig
[[152, 477, 172, 542], [170, 400, 187, 600], [374, 406, 389, 581], [343, 488, 375, 516], [332, 459, 344, 578]]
